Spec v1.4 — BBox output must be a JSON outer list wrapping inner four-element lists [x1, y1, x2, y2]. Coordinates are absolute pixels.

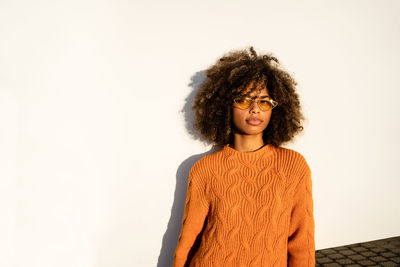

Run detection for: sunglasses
[[233, 97, 279, 112]]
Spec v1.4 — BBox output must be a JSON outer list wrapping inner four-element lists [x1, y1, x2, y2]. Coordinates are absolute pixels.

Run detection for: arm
[[173, 165, 209, 267], [287, 165, 315, 266]]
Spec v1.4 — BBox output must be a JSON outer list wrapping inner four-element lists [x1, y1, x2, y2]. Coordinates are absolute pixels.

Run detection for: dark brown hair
[[192, 46, 305, 148]]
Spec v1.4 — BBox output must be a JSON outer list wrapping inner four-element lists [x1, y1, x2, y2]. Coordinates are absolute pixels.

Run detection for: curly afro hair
[[192, 46, 306, 148]]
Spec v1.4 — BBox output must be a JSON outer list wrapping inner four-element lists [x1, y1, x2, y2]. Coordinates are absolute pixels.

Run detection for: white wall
[[1, 0, 399, 266]]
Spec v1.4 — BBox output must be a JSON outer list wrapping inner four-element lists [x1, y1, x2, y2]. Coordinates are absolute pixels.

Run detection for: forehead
[[242, 81, 269, 96]]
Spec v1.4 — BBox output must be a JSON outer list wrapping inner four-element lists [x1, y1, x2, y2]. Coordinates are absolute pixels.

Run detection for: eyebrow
[[248, 95, 270, 99]]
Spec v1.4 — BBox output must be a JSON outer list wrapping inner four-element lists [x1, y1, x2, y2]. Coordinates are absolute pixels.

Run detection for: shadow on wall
[[156, 71, 221, 267]]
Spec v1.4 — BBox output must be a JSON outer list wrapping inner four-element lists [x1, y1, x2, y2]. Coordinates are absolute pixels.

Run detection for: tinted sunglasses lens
[[234, 99, 251, 109], [259, 101, 273, 111]]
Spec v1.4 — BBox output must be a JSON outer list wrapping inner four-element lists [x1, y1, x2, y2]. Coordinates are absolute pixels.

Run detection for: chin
[[234, 122, 268, 135], [241, 128, 265, 135]]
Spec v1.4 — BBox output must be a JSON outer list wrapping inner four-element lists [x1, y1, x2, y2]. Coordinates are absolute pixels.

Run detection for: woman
[[173, 47, 315, 266]]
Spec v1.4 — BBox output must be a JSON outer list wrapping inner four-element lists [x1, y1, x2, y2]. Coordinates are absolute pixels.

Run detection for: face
[[232, 82, 272, 136]]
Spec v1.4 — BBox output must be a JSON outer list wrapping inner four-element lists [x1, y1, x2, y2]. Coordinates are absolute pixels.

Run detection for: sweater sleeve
[[173, 163, 209, 267], [287, 163, 315, 266]]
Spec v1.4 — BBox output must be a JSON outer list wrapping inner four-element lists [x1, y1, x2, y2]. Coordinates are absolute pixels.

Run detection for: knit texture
[[173, 143, 315, 267]]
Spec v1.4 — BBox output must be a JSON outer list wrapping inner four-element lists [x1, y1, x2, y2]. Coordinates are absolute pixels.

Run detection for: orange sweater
[[173, 143, 315, 267]]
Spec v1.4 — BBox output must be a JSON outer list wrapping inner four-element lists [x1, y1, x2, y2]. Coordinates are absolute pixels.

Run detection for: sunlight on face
[[232, 82, 272, 136]]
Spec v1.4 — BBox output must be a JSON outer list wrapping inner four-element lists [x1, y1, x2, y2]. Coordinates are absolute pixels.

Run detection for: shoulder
[[188, 152, 216, 186], [190, 155, 209, 173], [275, 147, 307, 164], [188, 147, 225, 181], [191, 147, 225, 168], [274, 146, 311, 178], [190, 154, 219, 177]]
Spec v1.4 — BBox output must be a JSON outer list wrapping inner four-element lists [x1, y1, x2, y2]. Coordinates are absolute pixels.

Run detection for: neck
[[232, 133, 264, 152]]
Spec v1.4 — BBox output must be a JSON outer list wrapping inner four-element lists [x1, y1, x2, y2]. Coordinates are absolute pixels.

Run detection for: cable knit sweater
[[173, 143, 315, 267]]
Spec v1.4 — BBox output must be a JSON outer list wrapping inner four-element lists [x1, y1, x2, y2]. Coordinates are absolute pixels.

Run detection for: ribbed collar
[[222, 143, 275, 161]]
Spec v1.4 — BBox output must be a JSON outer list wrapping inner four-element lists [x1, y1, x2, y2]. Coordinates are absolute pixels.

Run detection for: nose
[[249, 101, 261, 113]]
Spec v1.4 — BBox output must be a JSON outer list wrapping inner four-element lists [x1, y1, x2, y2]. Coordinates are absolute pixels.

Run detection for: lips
[[246, 118, 263, 125]]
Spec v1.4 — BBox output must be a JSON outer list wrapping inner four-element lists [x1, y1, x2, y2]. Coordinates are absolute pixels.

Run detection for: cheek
[[263, 112, 272, 123], [265, 111, 272, 120], [232, 109, 243, 123], [231, 110, 241, 128], [263, 113, 273, 129]]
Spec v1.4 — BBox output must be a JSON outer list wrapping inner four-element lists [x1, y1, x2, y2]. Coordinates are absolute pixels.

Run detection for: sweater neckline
[[222, 143, 275, 160]]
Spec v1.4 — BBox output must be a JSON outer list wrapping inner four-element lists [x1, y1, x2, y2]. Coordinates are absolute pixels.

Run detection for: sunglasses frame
[[233, 97, 279, 112]]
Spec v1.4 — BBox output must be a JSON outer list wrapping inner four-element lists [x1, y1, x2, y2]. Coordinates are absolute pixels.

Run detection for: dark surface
[[316, 236, 400, 266]]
